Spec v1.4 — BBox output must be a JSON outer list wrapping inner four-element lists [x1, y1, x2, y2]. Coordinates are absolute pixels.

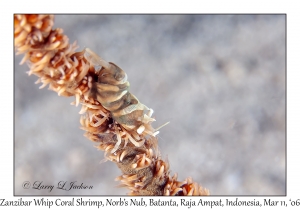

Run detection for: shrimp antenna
[[155, 121, 170, 132]]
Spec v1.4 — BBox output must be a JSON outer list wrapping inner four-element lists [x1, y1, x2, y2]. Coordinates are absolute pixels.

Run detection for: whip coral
[[14, 14, 209, 196]]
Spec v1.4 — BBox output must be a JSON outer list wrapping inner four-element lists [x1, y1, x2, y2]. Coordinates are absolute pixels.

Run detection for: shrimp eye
[[115, 73, 124, 81]]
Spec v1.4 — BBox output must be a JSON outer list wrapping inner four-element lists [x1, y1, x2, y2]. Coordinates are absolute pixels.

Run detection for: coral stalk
[[14, 14, 209, 196]]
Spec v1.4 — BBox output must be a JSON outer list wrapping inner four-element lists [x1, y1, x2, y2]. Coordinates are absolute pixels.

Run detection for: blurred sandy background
[[14, 15, 285, 195]]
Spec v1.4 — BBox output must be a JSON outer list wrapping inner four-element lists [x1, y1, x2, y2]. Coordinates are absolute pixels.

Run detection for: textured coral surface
[[15, 15, 285, 195]]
